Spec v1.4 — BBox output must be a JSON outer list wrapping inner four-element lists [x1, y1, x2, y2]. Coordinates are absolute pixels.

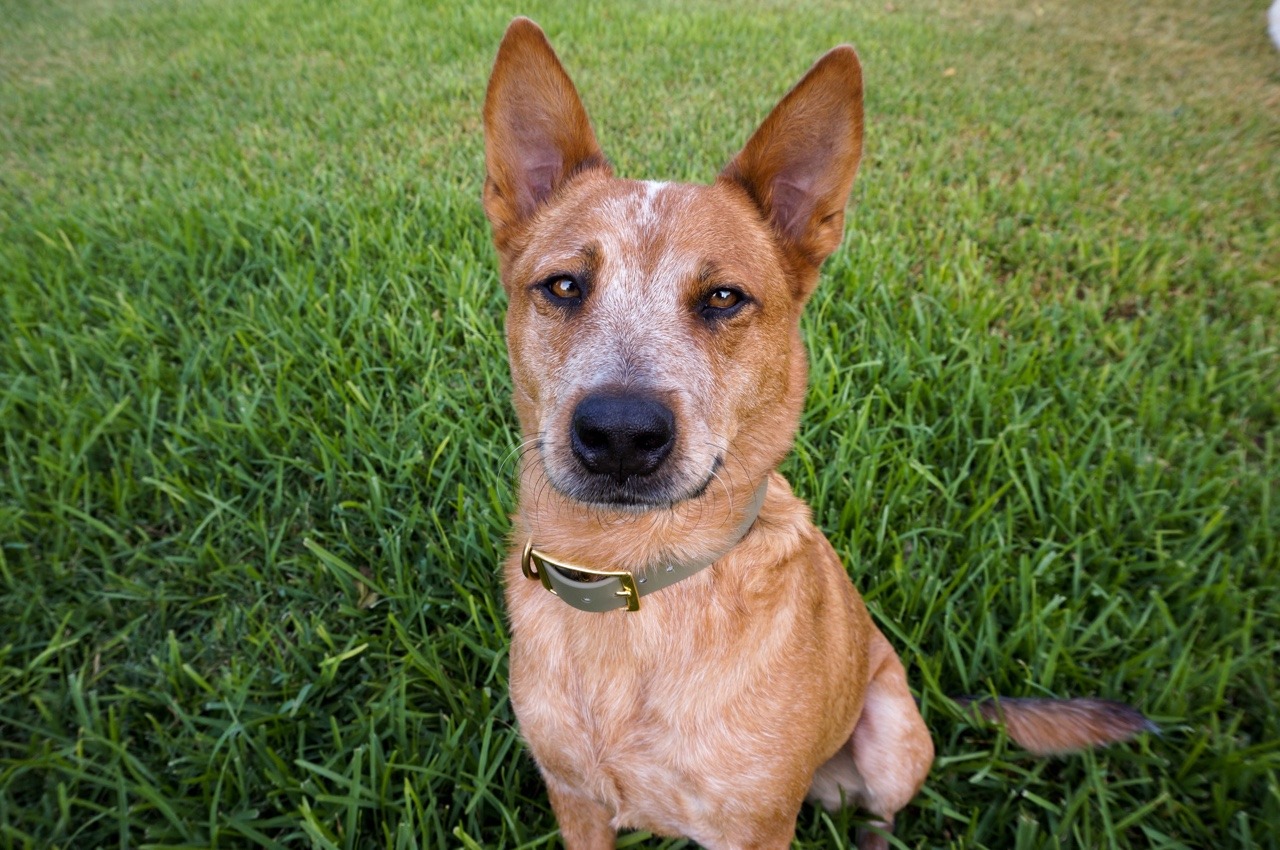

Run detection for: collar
[[520, 479, 768, 613]]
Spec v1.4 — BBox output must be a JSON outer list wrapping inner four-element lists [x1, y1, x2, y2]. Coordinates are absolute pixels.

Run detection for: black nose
[[570, 395, 676, 481]]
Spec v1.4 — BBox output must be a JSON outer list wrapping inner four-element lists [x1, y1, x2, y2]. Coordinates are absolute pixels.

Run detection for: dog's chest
[[512, 631, 774, 833], [506, 580, 831, 836]]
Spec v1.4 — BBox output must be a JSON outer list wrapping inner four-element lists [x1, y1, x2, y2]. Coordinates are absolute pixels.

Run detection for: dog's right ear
[[483, 18, 610, 250]]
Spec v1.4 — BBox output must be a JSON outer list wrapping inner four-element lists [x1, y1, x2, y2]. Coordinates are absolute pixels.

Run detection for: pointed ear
[[719, 46, 864, 275], [483, 18, 610, 248]]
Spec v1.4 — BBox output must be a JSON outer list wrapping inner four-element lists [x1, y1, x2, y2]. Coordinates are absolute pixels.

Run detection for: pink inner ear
[[518, 155, 562, 219], [769, 177, 818, 243]]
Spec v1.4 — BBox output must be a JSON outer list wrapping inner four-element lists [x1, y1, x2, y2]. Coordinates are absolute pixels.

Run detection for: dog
[[482, 18, 1153, 849]]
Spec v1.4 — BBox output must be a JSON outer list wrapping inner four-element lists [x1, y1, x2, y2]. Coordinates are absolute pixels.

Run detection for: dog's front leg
[[544, 775, 616, 850]]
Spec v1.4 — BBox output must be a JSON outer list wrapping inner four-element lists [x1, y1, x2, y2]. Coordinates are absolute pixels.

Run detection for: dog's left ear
[[720, 46, 863, 289]]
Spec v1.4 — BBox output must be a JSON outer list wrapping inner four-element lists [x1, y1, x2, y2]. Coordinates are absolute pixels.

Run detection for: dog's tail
[[955, 696, 1158, 756]]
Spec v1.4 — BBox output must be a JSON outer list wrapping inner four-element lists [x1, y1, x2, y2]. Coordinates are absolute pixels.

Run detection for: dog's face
[[484, 19, 862, 514], [501, 176, 801, 508]]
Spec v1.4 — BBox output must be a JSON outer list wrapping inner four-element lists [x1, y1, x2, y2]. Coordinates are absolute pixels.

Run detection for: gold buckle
[[610, 571, 641, 612], [520, 539, 555, 592], [520, 540, 641, 612]]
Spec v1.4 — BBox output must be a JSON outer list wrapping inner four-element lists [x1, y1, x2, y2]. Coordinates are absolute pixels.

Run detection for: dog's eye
[[543, 276, 582, 300], [705, 288, 742, 310], [699, 287, 748, 322]]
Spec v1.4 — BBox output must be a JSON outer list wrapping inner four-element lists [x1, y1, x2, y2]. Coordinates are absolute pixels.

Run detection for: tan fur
[[482, 18, 1147, 849]]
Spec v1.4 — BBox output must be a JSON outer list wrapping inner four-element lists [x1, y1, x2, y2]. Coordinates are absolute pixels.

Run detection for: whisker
[[500, 436, 540, 474], [709, 468, 733, 528]]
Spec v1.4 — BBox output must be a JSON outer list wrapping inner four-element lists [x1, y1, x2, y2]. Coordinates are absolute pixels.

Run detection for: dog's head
[[484, 18, 862, 517]]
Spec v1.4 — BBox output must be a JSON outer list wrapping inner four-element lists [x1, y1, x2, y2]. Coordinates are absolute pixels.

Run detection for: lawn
[[1, 0, 1277, 847]]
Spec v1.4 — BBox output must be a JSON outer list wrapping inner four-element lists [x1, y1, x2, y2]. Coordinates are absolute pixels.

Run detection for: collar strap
[[520, 479, 768, 614]]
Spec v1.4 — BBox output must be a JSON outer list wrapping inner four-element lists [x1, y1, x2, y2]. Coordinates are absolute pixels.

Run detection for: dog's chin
[[546, 461, 720, 514]]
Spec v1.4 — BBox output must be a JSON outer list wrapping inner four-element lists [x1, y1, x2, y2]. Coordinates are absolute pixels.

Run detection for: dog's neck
[[516, 469, 772, 610], [519, 473, 768, 614], [519, 478, 768, 613]]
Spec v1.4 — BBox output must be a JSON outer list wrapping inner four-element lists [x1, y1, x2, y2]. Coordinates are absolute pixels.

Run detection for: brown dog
[[482, 18, 1151, 849]]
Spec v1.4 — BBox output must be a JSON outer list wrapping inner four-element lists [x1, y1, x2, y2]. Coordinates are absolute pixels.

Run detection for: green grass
[[1, 0, 1277, 847]]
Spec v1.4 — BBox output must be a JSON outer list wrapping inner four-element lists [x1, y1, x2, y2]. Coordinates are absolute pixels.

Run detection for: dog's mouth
[[544, 451, 723, 511]]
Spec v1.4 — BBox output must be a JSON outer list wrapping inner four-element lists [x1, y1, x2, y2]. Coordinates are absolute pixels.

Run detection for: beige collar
[[520, 479, 769, 613]]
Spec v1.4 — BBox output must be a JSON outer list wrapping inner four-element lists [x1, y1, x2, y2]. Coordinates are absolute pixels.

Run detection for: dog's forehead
[[595, 181, 699, 287], [527, 177, 777, 285], [593, 179, 759, 257], [597, 179, 692, 236]]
